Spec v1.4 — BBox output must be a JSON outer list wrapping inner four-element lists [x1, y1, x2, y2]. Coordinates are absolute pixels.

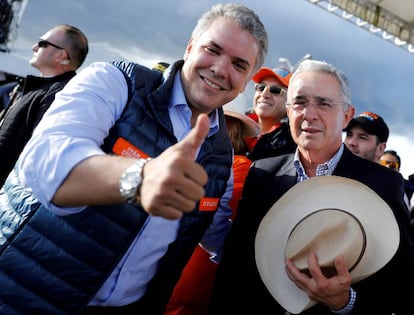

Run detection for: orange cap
[[252, 66, 292, 87]]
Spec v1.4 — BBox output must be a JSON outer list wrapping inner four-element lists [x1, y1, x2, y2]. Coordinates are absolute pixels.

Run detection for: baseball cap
[[252, 66, 292, 87], [344, 111, 389, 143]]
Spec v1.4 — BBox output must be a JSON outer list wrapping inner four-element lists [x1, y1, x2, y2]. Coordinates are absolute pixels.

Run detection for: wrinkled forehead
[[288, 71, 342, 100]]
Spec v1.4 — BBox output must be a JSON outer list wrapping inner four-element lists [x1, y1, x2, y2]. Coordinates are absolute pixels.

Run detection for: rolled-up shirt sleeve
[[18, 62, 129, 215]]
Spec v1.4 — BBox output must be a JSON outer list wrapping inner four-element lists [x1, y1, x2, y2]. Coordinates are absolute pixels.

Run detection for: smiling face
[[181, 18, 259, 120], [286, 71, 354, 163], [253, 76, 287, 130]]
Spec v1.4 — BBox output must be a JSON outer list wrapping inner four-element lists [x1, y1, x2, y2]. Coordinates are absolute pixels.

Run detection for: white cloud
[[3, 0, 414, 179]]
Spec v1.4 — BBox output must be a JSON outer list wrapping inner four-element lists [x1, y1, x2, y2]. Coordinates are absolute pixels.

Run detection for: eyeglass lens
[[379, 160, 399, 169], [254, 83, 285, 95], [38, 39, 64, 50], [37, 39, 71, 60]]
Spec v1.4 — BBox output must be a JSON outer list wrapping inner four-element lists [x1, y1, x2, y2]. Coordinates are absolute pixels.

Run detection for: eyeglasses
[[286, 96, 346, 113], [379, 160, 400, 170], [254, 83, 286, 95], [37, 39, 71, 60]]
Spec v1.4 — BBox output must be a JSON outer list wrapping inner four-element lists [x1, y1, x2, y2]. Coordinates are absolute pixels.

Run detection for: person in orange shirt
[[164, 95, 258, 315]]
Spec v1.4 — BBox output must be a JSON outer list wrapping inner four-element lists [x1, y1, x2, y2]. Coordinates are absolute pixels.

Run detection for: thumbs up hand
[[140, 114, 210, 219]]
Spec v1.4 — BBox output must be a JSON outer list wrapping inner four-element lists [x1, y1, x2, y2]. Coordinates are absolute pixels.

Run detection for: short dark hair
[[59, 24, 89, 69]]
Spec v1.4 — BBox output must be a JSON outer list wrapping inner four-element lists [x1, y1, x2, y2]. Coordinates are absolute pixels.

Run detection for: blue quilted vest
[[0, 60, 232, 315]]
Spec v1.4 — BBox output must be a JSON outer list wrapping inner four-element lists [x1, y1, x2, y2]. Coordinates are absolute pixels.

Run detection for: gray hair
[[290, 59, 351, 107], [191, 3, 268, 75]]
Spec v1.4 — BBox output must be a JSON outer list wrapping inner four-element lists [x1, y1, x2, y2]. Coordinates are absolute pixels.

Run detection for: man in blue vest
[[0, 3, 268, 315]]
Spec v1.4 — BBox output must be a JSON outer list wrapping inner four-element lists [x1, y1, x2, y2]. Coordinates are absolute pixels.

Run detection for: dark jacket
[[247, 121, 296, 161], [0, 71, 76, 186], [209, 146, 414, 315], [0, 60, 232, 315]]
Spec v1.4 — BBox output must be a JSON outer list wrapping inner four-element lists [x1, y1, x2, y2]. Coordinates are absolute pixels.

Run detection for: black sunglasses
[[37, 39, 71, 60], [254, 83, 286, 95]]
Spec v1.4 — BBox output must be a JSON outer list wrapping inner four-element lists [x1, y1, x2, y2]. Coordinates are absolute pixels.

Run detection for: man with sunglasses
[[0, 24, 88, 186], [245, 66, 296, 161]]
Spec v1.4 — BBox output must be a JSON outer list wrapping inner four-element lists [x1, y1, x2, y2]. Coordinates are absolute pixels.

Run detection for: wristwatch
[[119, 158, 151, 204]]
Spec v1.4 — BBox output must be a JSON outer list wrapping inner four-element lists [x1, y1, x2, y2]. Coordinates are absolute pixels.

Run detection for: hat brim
[[343, 118, 371, 133], [343, 115, 389, 143], [255, 176, 399, 314], [224, 110, 259, 137]]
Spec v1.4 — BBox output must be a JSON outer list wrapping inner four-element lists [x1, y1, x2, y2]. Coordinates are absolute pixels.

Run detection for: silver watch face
[[119, 159, 147, 203], [122, 173, 139, 191]]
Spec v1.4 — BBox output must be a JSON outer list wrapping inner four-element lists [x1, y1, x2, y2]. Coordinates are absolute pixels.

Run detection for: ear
[[378, 142, 386, 155], [342, 104, 355, 129], [59, 49, 70, 65], [183, 37, 194, 60], [376, 142, 387, 163]]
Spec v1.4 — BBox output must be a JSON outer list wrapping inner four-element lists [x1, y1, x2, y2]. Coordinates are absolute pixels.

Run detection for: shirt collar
[[170, 71, 187, 107], [294, 143, 344, 181], [170, 71, 219, 137]]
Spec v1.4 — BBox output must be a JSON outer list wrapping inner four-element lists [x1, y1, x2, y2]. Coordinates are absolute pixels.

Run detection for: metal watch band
[[118, 158, 151, 204]]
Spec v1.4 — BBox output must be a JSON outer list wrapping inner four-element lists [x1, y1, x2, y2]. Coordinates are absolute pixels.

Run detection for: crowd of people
[[0, 3, 413, 315]]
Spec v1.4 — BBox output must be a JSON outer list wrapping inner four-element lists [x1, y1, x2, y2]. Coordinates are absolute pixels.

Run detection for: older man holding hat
[[209, 60, 414, 315], [245, 66, 296, 161]]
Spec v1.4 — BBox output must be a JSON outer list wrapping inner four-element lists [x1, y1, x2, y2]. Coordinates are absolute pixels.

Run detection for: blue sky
[[8, 0, 414, 177]]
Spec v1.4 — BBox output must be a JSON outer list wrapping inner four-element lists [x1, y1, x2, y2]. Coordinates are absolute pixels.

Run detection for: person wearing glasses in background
[[380, 149, 414, 212], [379, 150, 401, 171], [0, 24, 88, 186], [244, 66, 296, 161]]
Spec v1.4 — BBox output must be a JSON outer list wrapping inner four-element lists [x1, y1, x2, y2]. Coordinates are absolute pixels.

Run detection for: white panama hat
[[255, 175, 400, 314]]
